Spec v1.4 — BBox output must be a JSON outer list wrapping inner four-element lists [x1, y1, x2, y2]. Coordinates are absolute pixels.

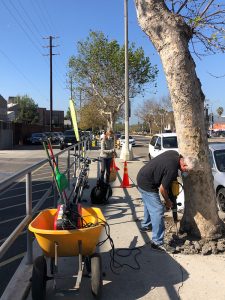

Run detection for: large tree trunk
[[135, 0, 223, 238]]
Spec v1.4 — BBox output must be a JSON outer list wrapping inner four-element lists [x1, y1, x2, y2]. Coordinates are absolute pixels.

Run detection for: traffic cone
[[120, 161, 131, 188]]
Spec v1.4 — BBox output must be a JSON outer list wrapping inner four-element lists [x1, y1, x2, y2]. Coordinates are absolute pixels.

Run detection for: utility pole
[[70, 76, 73, 100], [120, 0, 133, 161], [43, 36, 59, 132]]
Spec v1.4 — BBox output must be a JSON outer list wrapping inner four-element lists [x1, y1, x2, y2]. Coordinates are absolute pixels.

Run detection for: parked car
[[209, 143, 225, 212], [81, 130, 92, 141], [149, 133, 178, 159], [59, 129, 77, 150], [119, 135, 136, 146], [29, 133, 47, 144], [44, 132, 58, 143], [53, 132, 63, 143], [114, 132, 122, 140]]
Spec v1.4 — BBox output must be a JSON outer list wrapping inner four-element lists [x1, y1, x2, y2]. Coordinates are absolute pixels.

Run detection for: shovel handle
[[47, 139, 57, 167]]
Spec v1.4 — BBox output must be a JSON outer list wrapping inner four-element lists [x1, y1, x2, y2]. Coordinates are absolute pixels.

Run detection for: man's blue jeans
[[139, 187, 165, 245]]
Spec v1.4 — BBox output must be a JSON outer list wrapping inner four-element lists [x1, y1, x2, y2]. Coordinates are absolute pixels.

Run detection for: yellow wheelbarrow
[[29, 207, 105, 299]]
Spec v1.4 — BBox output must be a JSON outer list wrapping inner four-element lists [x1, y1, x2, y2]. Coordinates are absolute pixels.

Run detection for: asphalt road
[[0, 144, 68, 297]]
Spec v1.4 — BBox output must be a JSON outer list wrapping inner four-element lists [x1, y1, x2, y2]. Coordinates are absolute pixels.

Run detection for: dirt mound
[[164, 216, 225, 255]]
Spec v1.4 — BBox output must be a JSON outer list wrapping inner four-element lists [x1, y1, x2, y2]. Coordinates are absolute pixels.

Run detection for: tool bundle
[[43, 139, 82, 230]]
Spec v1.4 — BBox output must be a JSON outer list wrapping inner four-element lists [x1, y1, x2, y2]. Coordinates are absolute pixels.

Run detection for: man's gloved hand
[[165, 199, 173, 210]]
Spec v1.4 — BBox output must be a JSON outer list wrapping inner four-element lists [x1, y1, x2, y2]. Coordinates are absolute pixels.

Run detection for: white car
[[209, 143, 225, 211], [119, 135, 136, 146], [149, 133, 178, 159]]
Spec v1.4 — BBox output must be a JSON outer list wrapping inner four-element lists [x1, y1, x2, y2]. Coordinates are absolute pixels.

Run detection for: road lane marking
[[0, 215, 24, 224], [0, 196, 53, 224], [1, 180, 52, 193], [0, 252, 26, 267], [0, 199, 39, 211], [0, 230, 26, 244], [0, 188, 52, 201]]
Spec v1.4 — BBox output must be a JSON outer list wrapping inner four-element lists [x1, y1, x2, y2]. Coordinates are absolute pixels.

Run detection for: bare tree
[[135, 96, 175, 133], [135, 0, 225, 238]]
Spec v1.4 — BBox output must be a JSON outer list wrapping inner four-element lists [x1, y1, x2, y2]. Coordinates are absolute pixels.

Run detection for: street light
[[120, 0, 133, 161]]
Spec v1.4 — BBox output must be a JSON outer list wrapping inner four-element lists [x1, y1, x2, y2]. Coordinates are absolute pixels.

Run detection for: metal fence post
[[73, 146, 77, 178], [78, 143, 81, 169], [67, 149, 70, 190], [53, 156, 58, 207], [26, 172, 33, 264]]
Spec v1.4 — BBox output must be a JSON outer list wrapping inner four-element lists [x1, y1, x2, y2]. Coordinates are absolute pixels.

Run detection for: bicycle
[[69, 155, 101, 204]]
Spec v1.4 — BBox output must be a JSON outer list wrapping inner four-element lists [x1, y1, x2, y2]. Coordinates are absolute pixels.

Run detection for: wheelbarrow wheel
[[91, 253, 102, 299], [32, 256, 47, 300]]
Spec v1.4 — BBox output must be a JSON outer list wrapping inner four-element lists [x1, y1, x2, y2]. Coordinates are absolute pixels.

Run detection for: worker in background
[[100, 130, 106, 140], [99, 130, 116, 184]]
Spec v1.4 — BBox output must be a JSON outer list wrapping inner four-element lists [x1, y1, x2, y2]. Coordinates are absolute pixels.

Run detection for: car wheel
[[59, 143, 64, 150], [216, 188, 225, 212]]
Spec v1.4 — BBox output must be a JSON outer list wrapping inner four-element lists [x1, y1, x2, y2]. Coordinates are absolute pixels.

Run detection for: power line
[[0, 48, 47, 102], [30, 0, 52, 34], [18, 0, 66, 89], [1, 0, 43, 57], [17, 0, 43, 39], [37, 0, 55, 34]]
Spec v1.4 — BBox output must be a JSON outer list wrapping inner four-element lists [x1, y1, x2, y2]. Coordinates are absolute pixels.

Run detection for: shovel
[[47, 139, 69, 191], [43, 140, 69, 205]]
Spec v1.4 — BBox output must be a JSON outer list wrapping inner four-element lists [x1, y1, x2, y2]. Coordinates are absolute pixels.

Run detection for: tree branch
[[176, 0, 189, 15], [199, 0, 215, 18]]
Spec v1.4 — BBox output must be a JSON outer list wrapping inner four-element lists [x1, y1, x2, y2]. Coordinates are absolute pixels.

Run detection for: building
[[7, 97, 19, 121], [45, 109, 64, 127], [0, 95, 7, 121], [37, 108, 64, 127]]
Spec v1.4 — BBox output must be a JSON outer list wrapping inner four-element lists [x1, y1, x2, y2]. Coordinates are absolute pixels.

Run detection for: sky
[[0, 0, 224, 124]]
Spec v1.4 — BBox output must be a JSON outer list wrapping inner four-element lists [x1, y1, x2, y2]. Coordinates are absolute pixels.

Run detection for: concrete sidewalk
[[2, 150, 225, 300]]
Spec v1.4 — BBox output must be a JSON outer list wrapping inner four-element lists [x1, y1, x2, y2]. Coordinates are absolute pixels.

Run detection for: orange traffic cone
[[120, 161, 131, 188]]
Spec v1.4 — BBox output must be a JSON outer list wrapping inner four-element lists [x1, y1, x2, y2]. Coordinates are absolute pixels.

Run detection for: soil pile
[[164, 216, 225, 255]]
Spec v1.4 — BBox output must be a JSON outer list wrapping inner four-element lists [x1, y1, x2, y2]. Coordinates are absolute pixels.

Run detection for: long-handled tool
[[43, 141, 67, 204], [46, 139, 69, 204], [169, 180, 183, 235], [43, 140, 82, 229]]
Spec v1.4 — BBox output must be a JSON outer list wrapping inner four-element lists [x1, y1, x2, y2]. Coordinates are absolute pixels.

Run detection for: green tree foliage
[[79, 100, 107, 130], [216, 106, 224, 118], [68, 31, 158, 129], [14, 95, 39, 124], [65, 107, 71, 121]]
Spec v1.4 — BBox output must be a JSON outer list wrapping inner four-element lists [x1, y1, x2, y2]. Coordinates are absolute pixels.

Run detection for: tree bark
[[135, 0, 224, 238]]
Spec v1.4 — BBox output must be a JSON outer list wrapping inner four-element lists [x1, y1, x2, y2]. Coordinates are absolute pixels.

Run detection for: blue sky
[[0, 0, 224, 124]]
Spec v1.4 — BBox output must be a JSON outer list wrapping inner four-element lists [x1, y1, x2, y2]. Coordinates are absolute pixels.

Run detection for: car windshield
[[120, 136, 133, 139], [214, 150, 225, 172], [64, 130, 75, 136], [163, 136, 178, 148]]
